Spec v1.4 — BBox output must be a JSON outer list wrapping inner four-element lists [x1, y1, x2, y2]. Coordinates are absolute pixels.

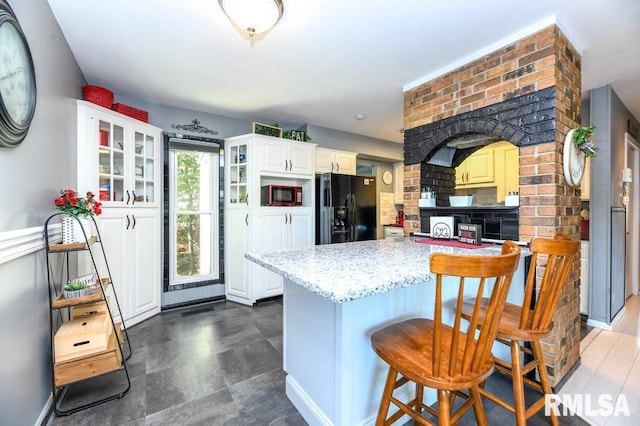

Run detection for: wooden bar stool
[[371, 241, 521, 425], [461, 234, 580, 425]]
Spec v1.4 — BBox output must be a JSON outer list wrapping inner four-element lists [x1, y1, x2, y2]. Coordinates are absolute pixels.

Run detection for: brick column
[[402, 24, 583, 386]]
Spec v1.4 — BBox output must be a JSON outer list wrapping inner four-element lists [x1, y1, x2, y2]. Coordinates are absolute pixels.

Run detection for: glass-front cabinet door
[[98, 119, 126, 204], [133, 128, 156, 205], [80, 100, 161, 208], [228, 142, 248, 207]]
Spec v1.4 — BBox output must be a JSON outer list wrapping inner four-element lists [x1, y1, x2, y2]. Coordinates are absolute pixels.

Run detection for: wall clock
[[382, 170, 393, 185], [563, 129, 585, 187], [0, 0, 36, 149]]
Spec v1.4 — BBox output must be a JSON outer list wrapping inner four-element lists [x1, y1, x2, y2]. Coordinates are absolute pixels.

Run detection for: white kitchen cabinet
[[76, 100, 162, 327], [315, 147, 357, 175], [94, 208, 161, 327], [259, 137, 315, 175], [224, 134, 316, 305], [255, 208, 314, 299], [77, 100, 161, 207], [224, 208, 252, 302], [393, 162, 404, 204], [384, 225, 404, 239]]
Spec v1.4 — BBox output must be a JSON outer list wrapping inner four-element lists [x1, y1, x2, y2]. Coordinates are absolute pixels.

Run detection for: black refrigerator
[[316, 173, 377, 244]]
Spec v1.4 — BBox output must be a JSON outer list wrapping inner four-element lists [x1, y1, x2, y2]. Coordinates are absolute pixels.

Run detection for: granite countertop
[[245, 238, 512, 303]]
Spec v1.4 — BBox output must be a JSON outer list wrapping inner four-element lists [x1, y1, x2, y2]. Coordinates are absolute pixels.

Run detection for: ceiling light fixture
[[355, 114, 366, 120], [219, 0, 284, 42]]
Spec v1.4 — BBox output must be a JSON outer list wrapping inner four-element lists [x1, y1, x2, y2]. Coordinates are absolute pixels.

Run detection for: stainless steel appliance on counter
[[316, 173, 377, 244]]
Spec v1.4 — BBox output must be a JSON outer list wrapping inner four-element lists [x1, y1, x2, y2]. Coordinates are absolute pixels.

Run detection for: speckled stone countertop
[[245, 237, 513, 303]]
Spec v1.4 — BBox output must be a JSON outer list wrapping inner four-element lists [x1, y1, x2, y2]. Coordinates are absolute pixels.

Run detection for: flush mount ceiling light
[[219, 0, 284, 42]]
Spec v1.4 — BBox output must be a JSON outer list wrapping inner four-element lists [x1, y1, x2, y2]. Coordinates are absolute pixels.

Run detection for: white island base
[[283, 279, 438, 426]]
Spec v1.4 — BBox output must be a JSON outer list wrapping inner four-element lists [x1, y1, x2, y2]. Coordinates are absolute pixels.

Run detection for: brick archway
[[404, 86, 556, 168], [401, 25, 582, 387]]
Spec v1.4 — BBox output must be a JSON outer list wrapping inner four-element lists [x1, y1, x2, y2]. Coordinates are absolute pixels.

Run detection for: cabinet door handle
[[126, 215, 130, 229], [284, 161, 288, 171], [131, 190, 137, 205], [126, 190, 131, 204], [245, 214, 249, 226], [289, 160, 293, 171], [336, 162, 340, 172], [331, 162, 334, 172], [466, 172, 469, 182], [132, 214, 136, 229], [245, 194, 249, 205], [289, 213, 292, 224], [285, 213, 289, 224]]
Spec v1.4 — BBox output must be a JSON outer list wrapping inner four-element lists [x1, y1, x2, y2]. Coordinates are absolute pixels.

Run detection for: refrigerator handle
[[350, 193, 356, 241]]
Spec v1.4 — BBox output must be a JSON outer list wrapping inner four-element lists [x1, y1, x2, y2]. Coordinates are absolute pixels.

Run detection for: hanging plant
[[572, 124, 597, 158]]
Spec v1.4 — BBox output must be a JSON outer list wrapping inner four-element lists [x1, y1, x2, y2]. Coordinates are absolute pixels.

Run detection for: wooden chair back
[[428, 241, 521, 382], [519, 234, 580, 333]]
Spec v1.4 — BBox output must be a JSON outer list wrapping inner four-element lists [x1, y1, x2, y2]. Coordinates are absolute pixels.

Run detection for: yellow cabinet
[[581, 157, 591, 200], [455, 146, 494, 186], [493, 142, 519, 202], [455, 141, 519, 203]]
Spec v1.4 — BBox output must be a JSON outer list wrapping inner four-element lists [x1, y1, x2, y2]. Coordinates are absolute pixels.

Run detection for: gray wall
[[0, 0, 86, 425], [116, 96, 404, 163], [588, 85, 640, 323]]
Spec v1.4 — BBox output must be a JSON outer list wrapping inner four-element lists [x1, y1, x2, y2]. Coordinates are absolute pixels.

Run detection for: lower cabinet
[[95, 208, 161, 326], [255, 208, 313, 300], [225, 208, 252, 302], [225, 208, 313, 305], [384, 225, 404, 239]]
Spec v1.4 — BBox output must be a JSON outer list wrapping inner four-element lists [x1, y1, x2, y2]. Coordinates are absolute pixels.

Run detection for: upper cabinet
[[76, 100, 161, 208], [455, 141, 519, 203], [315, 147, 357, 175], [456, 147, 494, 186], [259, 138, 315, 176]]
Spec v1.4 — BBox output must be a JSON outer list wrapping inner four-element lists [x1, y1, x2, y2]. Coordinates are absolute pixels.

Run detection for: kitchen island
[[246, 238, 527, 426]]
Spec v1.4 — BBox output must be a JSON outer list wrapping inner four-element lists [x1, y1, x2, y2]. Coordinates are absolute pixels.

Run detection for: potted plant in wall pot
[[563, 124, 596, 187], [572, 124, 597, 158]]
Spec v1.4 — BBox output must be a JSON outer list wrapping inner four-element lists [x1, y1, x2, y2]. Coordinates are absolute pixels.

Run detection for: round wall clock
[[0, 1, 37, 149], [382, 170, 393, 185], [563, 129, 585, 187]]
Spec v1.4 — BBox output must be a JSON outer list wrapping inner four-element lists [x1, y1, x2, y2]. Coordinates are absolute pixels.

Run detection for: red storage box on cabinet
[[112, 103, 148, 123], [82, 86, 114, 109]]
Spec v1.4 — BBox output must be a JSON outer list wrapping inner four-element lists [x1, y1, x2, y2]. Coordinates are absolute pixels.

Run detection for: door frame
[[625, 132, 639, 297], [162, 133, 225, 308]]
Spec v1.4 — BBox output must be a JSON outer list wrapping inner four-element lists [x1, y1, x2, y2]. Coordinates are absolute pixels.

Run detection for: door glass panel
[[170, 149, 218, 285]]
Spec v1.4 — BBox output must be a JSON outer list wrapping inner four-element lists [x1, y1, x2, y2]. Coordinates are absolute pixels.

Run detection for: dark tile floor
[[49, 298, 589, 425]]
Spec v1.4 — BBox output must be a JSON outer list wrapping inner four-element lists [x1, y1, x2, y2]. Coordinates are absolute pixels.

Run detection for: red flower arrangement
[[54, 189, 102, 217]]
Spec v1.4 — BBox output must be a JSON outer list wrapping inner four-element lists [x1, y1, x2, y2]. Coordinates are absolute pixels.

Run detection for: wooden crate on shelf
[[54, 331, 122, 387], [54, 313, 113, 363], [72, 299, 110, 319]]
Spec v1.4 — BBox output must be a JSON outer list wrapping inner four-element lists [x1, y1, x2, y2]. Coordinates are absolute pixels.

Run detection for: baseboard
[[586, 305, 626, 331], [36, 392, 54, 426]]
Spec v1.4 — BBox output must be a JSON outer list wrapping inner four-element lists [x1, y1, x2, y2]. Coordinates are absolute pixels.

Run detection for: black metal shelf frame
[[44, 213, 132, 416]]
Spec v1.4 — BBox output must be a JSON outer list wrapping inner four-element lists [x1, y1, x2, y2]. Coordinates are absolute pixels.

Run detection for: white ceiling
[[46, 0, 640, 144]]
